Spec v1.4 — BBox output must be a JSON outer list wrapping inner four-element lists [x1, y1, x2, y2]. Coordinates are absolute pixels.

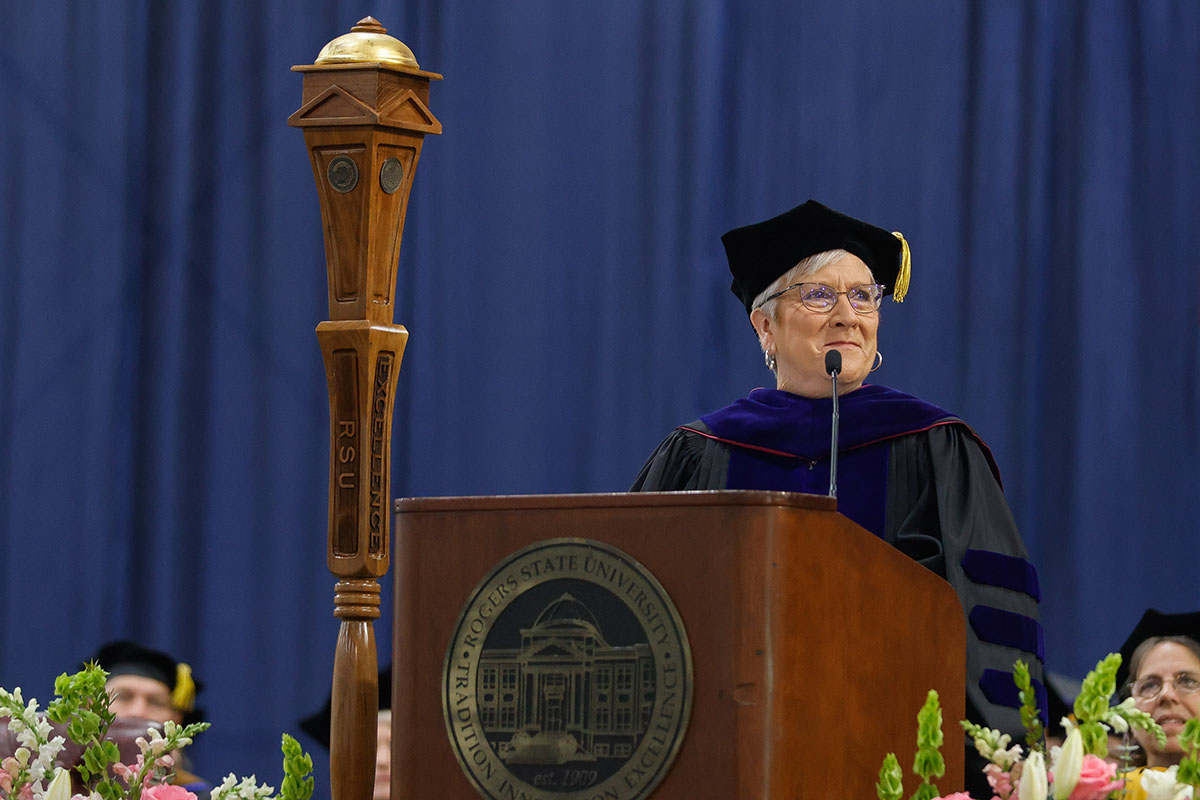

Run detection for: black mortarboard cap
[[721, 199, 911, 315], [92, 640, 203, 722], [1115, 609, 1200, 690], [299, 665, 393, 750]]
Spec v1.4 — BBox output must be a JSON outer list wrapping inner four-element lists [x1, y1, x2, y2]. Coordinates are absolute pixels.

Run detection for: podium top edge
[[393, 490, 838, 514], [291, 62, 443, 80]]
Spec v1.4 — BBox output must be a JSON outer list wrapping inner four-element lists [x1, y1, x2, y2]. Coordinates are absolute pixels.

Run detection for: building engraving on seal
[[443, 539, 692, 800]]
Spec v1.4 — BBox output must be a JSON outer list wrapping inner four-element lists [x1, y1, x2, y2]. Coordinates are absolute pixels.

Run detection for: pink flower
[[142, 785, 197, 800], [1065, 755, 1122, 800], [935, 794, 975, 800], [985, 762, 1016, 799], [0, 769, 12, 793], [111, 762, 136, 783]]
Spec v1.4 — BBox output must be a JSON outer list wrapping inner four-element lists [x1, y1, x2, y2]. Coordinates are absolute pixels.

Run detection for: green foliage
[[908, 690, 943, 800], [1065, 652, 1166, 761], [913, 691, 945, 780], [46, 664, 123, 794], [97, 778, 125, 800], [916, 692, 945, 752], [884, 653, 1185, 796], [40, 664, 211, 800], [1071, 652, 1124, 758], [1177, 718, 1200, 788], [875, 753, 904, 800], [910, 785, 939, 800], [1108, 697, 1165, 750], [1073, 653, 1120, 720], [960, 720, 1022, 770], [960, 720, 982, 738], [123, 722, 210, 800], [279, 734, 315, 800], [6, 663, 312, 800], [876, 692, 947, 800], [912, 749, 944, 780], [1183, 718, 1200, 750], [1013, 660, 1045, 753]]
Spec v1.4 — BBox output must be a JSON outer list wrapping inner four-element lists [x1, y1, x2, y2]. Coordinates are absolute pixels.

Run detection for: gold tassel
[[891, 231, 911, 302], [172, 662, 196, 712]]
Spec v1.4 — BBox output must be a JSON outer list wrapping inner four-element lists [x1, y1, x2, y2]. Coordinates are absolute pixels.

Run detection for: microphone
[[825, 350, 841, 499]]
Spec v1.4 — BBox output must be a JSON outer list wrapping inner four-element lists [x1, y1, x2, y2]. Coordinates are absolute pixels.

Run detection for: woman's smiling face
[[751, 252, 880, 397], [1130, 640, 1200, 766]]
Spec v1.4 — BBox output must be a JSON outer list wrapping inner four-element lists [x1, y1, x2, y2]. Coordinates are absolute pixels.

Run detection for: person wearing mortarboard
[[93, 640, 211, 795], [299, 666, 392, 800], [1112, 609, 1200, 799], [631, 200, 1043, 797]]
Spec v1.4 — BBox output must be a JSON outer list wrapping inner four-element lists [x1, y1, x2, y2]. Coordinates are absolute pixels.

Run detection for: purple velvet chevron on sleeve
[[962, 549, 1042, 602], [980, 668, 1049, 722], [969, 605, 1045, 660]]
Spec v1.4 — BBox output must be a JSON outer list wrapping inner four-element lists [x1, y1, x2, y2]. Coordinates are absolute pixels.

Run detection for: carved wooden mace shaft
[[289, 18, 441, 800]]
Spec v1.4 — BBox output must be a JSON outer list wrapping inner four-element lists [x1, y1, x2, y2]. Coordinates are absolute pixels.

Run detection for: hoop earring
[[764, 351, 777, 372], [871, 351, 883, 372]]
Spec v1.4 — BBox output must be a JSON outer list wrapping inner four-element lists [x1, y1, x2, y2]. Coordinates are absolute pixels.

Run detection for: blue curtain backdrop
[[2, 0, 1198, 791]]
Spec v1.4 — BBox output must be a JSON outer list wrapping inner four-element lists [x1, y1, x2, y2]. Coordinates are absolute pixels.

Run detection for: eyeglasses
[[755, 282, 885, 314], [1130, 671, 1200, 701]]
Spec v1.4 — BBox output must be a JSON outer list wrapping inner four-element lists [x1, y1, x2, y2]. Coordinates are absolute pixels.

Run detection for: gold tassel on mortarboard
[[172, 663, 196, 713], [891, 231, 911, 302]]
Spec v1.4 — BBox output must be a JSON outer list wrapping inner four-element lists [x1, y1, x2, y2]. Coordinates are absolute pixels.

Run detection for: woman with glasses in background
[[632, 200, 1042, 796], [1114, 609, 1200, 798]]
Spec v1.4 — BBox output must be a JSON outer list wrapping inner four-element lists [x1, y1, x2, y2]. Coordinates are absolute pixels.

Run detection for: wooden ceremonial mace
[[288, 18, 440, 800]]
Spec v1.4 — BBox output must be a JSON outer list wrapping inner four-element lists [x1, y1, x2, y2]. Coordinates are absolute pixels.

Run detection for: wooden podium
[[391, 490, 965, 799]]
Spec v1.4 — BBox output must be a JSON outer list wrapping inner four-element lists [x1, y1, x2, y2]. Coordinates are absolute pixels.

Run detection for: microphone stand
[[825, 350, 841, 499]]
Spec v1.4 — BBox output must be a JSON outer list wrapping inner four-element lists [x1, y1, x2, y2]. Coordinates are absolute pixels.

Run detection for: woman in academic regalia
[[1114, 610, 1200, 799], [631, 200, 1043, 790]]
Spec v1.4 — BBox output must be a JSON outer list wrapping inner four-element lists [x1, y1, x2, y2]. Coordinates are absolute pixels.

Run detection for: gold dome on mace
[[315, 17, 419, 69]]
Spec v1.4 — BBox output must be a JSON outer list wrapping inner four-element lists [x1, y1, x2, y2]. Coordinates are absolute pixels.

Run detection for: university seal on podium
[[443, 538, 692, 800]]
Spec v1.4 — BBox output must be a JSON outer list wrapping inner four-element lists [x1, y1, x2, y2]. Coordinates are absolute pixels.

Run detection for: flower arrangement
[[877, 652, 1200, 800], [1, 665, 314, 800]]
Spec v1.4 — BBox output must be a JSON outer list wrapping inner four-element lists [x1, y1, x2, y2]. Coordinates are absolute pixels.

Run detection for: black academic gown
[[632, 385, 1044, 752]]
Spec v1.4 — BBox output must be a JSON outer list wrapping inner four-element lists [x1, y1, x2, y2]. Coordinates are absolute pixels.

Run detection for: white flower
[[40, 735, 66, 766], [0, 690, 26, 714], [43, 768, 72, 800], [211, 773, 242, 800], [139, 727, 170, 757], [16, 726, 40, 749], [993, 742, 1025, 770], [1019, 750, 1048, 800], [1051, 727, 1083, 800], [1101, 697, 1141, 734], [1141, 766, 1194, 800], [238, 775, 274, 799], [210, 773, 274, 800]]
